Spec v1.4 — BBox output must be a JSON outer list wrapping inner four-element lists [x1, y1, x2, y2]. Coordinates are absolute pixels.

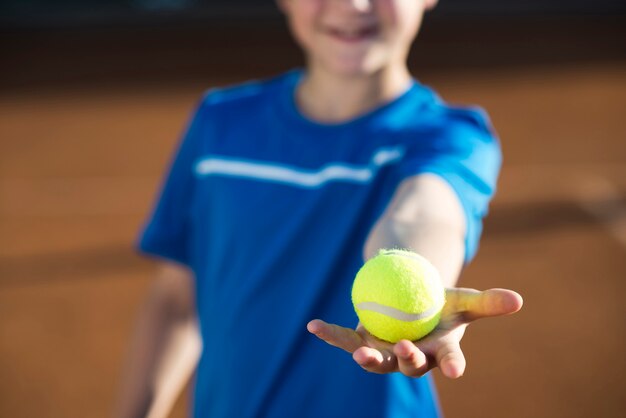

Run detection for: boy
[[115, 0, 523, 417]]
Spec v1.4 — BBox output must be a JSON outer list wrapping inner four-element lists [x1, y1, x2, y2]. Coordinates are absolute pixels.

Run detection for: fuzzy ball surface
[[352, 249, 445, 343]]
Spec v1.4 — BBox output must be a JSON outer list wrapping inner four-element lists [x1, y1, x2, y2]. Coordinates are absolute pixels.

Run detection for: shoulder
[[437, 105, 497, 145], [195, 71, 294, 116], [180, 71, 296, 150], [411, 87, 502, 164], [424, 89, 498, 144], [436, 103, 501, 180], [397, 86, 502, 185], [392, 83, 499, 151]]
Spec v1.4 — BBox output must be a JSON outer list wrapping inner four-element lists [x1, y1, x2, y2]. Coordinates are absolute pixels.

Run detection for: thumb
[[446, 288, 523, 322]]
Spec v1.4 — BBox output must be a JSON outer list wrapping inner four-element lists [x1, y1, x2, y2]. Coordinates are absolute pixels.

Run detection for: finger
[[436, 341, 466, 379], [307, 319, 364, 353], [394, 340, 430, 377], [446, 288, 523, 322], [353, 346, 397, 374]]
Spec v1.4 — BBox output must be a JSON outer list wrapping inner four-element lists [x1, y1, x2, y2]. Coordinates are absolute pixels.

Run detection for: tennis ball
[[352, 249, 445, 343]]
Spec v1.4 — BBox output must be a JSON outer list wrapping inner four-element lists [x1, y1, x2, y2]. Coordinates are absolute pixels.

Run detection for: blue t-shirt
[[138, 70, 501, 418]]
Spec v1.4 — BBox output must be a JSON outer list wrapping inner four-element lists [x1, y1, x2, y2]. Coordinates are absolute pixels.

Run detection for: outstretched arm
[[308, 173, 522, 378]]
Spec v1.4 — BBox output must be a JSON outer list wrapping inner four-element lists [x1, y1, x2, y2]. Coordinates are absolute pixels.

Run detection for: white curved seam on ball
[[382, 250, 426, 263], [356, 301, 443, 322]]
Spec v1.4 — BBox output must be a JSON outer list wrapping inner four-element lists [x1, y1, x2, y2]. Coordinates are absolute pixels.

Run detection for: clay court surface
[[1, 19, 625, 418]]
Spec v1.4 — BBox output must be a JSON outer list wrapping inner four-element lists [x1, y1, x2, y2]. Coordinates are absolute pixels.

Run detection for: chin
[[326, 58, 386, 78]]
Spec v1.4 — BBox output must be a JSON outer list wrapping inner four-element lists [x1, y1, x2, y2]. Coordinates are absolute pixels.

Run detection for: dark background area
[[2, 0, 625, 93], [1, 1, 625, 417], [2, 0, 626, 27]]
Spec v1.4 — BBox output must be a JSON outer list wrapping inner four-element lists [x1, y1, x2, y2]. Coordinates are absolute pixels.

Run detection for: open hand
[[307, 288, 523, 379]]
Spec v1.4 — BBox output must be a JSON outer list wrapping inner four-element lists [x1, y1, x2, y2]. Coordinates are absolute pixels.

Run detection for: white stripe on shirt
[[194, 146, 405, 188]]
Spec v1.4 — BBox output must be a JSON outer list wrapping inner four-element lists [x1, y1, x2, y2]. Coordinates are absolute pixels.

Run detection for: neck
[[296, 66, 413, 123]]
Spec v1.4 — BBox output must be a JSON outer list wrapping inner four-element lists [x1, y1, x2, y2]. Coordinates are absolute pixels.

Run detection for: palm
[[307, 287, 522, 378]]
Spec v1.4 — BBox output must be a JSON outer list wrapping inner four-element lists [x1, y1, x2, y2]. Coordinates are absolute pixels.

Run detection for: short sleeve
[[398, 107, 502, 262], [136, 98, 208, 266]]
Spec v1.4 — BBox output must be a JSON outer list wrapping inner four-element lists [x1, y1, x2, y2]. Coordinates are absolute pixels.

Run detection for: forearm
[[364, 219, 464, 288], [145, 316, 201, 418], [114, 266, 201, 418], [363, 174, 466, 288]]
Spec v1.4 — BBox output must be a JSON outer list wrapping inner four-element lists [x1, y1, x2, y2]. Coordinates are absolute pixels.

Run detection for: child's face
[[279, 0, 437, 77]]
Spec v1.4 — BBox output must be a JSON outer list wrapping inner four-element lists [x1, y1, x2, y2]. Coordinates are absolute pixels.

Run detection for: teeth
[[335, 28, 368, 37], [327, 25, 376, 40]]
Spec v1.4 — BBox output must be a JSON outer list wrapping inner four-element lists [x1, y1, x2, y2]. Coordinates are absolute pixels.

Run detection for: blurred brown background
[[1, 3, 625, 417]]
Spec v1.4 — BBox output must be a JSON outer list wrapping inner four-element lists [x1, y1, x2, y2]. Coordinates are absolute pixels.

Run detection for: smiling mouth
[[325, 26, 379, 43]]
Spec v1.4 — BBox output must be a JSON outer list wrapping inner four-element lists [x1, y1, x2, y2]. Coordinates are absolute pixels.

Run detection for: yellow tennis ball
[[352, 249, 445, 343]]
